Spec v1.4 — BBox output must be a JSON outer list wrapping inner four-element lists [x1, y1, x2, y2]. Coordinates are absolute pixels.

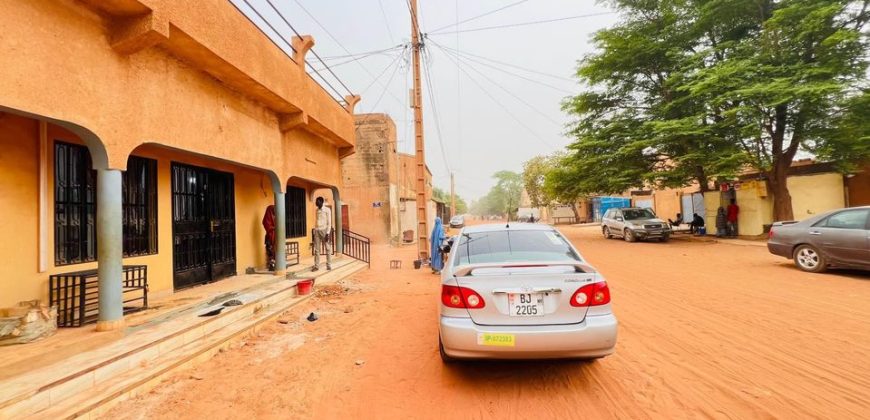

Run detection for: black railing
[[342, 229, 371, 266], [49, 265, 148, 327]]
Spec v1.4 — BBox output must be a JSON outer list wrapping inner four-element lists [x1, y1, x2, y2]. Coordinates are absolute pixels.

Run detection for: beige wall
[[0, 115, 291, 307], [788, 173, 845, 220], [735, 181, 774, 236]]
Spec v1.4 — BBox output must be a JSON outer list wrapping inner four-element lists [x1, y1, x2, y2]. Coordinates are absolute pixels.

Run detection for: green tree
[[563, 0, 869, 221], [522, 155, 556, 208], [562, 0, 743, 197], [542, 152, 591, 222], [685, 0, 870, 220]]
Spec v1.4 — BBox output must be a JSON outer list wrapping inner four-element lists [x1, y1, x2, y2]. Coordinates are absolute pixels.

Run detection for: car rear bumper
[[767, 242, 792, 258], [439, 314, 618, 360]]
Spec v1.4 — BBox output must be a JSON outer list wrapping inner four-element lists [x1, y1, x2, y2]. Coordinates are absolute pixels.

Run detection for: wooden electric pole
[[410, 0, 429, 262]]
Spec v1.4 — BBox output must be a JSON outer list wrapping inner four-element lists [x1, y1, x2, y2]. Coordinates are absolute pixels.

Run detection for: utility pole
[[450, 173, 456, 218], [410, 0, 429, 263]]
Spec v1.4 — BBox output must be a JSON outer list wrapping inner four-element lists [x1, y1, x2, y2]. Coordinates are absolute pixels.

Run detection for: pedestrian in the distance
[[726, 198, 739, 237], [715, 207, 727, 237], [430, 217, 445, 274], [690, 213, 705, 234], [312, 197, 332, 272]]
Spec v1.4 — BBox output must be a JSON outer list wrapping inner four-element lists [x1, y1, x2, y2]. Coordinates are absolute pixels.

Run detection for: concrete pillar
[[332, 187, 343, 254], [96, 169, 125, 331], [274, 191, 287, 274]]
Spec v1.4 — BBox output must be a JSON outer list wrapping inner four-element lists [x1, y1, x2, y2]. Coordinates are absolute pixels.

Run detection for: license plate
[[508, 293, 544, 317], [477, 333, 515, 347]]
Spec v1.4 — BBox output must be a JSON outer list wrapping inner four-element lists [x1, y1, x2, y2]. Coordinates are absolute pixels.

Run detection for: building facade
[[342, 114, 434, 244], [0, 0, 358, 329]]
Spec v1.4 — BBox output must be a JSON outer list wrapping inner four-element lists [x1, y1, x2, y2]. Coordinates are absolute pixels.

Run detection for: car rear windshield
[[623, 209, 655, 220], [453, 230, 582, 265]]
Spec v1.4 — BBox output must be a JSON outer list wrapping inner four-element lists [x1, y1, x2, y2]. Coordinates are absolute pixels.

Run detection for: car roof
[[460, 223, 556, 234]]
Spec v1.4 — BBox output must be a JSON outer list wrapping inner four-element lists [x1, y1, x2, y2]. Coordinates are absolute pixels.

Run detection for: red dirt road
[[104, 225, 870, 419]]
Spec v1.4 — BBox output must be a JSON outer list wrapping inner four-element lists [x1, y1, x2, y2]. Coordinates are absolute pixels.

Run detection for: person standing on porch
[[262, 205, 276, 271], [312, 197, 332, 272]]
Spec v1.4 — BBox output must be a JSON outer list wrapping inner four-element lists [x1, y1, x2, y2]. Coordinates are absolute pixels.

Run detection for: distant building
[[343, 114, 435, 244]]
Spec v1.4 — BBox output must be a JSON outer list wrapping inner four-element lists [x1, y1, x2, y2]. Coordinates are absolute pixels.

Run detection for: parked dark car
[[768, 206, 870, 273]]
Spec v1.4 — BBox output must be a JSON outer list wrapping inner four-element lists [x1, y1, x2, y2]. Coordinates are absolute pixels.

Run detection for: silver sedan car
[[768, 206, 870, 273], [438, 223, 617, 361]]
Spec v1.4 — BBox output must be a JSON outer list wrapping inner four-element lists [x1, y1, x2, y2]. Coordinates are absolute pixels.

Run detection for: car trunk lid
[[454, 263, 597, 326]]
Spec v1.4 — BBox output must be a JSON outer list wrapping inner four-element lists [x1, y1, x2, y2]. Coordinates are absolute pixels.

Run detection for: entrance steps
[[0, 259, 368, 419]]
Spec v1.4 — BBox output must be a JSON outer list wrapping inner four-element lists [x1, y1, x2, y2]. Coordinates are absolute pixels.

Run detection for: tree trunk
[[768, 163, 795, 221], [571, 202, 581, 223]]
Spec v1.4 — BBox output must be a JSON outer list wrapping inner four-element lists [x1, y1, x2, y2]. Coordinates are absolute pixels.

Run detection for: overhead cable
[[427, 0, 528, 34], [428, 11, 615, 35]]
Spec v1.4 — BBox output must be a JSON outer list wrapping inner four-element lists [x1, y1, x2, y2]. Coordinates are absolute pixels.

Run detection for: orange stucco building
[[0, 0, 359, 329]]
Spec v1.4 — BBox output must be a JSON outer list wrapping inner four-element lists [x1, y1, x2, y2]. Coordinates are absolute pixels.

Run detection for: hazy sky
[[232, 0, 620, 201]]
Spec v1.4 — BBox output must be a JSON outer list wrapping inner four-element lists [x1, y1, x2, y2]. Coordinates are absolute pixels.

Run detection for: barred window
[[54, 142, 158, 265], [54, 142, 97, 265], [285, 186, 307, 238], [122, 156, 158, 256]]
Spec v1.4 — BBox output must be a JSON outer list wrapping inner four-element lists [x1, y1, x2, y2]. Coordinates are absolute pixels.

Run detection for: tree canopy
[[561, 0, 870, 220], [469, 171, 523, 218]]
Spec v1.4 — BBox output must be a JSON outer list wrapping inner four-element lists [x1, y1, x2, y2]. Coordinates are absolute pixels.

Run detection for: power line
[[377, 0, 396, 43], [238, 0, 347, 103], [289, 0, 411, 107], [428, 0, 529, 34], [433, 41, 574, 94], [430, 42, 558, 149], [428, 11, 615, 35], [260, 0, 355, 102], [420, 46, 452, 174], [313, 47, 403, 73], [432, 41, 565, 126], [360, 48, 406, 97], [432, 44, 575, 82], [321, 44, 405, 60]]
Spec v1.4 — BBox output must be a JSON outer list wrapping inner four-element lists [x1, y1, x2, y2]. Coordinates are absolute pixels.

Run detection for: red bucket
[[296, 279, 315, 295]]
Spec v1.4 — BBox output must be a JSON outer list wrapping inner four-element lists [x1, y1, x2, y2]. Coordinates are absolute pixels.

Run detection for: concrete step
[[0, 260, 368, 419]]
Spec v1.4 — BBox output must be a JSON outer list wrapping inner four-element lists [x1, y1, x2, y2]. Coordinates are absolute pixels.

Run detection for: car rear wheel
[[659, 235, 669, 243], [439, 337, 455, 363], [623, 229, 636, 242], [603, 226, 613, 239], [793, 245, 827, 273]]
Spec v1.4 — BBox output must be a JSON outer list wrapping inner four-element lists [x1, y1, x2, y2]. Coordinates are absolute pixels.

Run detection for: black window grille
[[54, 142, 97, 266], [123, 156, 158, 256], [54, 142, 158, 265], [285, 186, 307, 238]]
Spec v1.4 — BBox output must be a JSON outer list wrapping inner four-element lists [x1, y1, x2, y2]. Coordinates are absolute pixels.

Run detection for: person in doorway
[[715, 207, 727, 237], [528, 214, 535, 223], [430, 217, 446, 274], [690, 213, 705, 234], [668, 212, 683, 227], [726, 198, 739, 237], [312, 197, 332, 272], [262, 205, 276, 271]]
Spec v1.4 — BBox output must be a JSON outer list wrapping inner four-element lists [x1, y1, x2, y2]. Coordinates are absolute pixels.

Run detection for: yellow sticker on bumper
[[477, 333, 515, 347]]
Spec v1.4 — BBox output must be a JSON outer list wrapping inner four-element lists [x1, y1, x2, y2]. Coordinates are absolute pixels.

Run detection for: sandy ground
[[102, 225, 870, 420]]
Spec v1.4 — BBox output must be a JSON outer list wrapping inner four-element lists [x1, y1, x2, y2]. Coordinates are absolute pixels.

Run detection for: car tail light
[[441, 285, 486, 309], [768, 229, 774, 239], [570, 282, 611, 307]]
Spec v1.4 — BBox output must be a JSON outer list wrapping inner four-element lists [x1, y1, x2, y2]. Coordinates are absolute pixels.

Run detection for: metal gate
[[171, 163, 236, 290]]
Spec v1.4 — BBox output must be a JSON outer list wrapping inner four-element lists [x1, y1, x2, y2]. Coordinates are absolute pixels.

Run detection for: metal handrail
[[341, 229, 371, 266]]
